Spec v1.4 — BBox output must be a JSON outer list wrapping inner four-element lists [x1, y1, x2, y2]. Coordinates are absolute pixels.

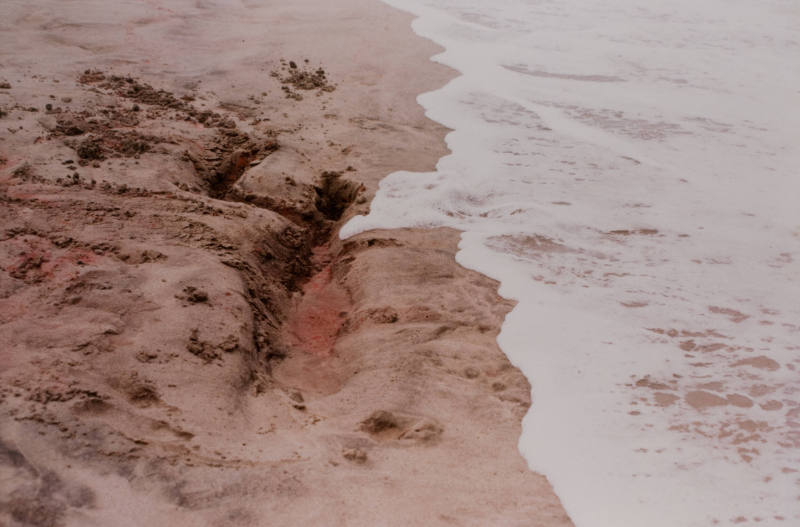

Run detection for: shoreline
[[338, 1, 800, 525], [0, 0, 572, 524]]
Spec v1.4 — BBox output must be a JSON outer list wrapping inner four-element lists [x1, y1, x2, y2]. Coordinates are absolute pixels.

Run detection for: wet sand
[[0, 0, 573, 525]]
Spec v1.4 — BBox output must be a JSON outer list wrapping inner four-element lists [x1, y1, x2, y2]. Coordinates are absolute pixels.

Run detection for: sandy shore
[[0, 0, 572, 525]]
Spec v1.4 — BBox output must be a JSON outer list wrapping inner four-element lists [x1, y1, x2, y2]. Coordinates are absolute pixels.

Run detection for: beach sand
[[0, 0, 573, 524]]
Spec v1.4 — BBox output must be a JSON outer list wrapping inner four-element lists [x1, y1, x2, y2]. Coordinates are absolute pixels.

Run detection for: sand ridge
[[0, 0, 572, 525]]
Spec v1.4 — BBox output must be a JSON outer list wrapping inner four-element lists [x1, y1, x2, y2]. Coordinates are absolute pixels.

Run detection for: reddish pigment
[[284, 250, 350, 357]]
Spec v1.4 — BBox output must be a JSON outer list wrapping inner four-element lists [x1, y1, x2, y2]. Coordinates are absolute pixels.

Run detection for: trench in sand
[[213, 153, 361, 376], [202, 136, 362, 374]]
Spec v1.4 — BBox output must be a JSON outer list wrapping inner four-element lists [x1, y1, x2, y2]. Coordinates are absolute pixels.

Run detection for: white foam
[[343, 0, 800, 525]]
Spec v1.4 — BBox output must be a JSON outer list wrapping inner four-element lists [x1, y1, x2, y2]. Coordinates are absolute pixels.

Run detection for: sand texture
[[0, 0, 572, 525]]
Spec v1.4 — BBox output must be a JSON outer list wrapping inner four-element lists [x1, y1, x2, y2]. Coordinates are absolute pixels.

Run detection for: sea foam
[[342, 0, 800, 525]]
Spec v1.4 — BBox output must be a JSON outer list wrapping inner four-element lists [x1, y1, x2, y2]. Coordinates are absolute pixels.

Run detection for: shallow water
[[342, 0, 800, 525]]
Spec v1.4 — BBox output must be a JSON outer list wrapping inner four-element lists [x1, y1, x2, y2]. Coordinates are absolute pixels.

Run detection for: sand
[[0, 0, 573, 525]]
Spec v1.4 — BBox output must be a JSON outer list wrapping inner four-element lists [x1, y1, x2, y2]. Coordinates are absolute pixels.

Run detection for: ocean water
[[341, 0, 800, 525]]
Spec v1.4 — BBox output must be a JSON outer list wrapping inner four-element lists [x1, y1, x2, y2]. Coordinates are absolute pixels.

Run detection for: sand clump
[[273, 59, 337, 101]]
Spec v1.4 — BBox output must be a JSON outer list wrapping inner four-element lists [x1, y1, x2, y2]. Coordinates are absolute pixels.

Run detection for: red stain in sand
[[5, 243, 99, 284], [285, 263, 350, 357]]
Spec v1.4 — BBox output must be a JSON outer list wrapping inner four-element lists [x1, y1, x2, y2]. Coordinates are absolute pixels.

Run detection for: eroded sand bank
[[0, 1, 572, 525]]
